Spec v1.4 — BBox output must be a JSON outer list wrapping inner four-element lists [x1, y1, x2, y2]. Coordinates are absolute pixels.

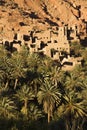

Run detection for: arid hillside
[[0, 0, 87, 39]]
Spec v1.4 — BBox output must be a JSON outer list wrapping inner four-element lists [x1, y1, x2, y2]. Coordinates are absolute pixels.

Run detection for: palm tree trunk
[[25, 99, 28, 109], [76, 118, 80, 130], [65, 120, 70, 130], [5, 80, 9, 88], [79, 118, 85, 130], [24, 99, 28, 116], [65, 123, 69, 130], [35, 85, 38, 96], [71, 119, 76, 130], [14, 78, 18, 89], [48, 111, 50, 123]]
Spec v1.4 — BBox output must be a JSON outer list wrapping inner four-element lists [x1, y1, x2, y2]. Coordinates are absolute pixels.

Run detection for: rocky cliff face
[[0, 0, 87, 39]]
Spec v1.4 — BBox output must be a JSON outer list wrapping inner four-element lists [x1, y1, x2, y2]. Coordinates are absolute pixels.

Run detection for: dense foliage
[[0, 44, 87, 130]]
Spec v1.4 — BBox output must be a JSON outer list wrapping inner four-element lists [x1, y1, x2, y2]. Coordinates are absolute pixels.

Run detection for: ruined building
[[0, 24, 83, 61]]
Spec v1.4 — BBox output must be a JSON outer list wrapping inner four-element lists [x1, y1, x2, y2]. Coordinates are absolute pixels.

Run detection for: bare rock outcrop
[[0, 0, 87, 38]]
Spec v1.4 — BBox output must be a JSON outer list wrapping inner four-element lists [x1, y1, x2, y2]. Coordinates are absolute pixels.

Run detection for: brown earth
[[0, 0, 87, 39]]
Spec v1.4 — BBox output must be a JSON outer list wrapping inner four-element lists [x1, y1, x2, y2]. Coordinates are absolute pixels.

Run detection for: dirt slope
[[0, 0, 87, 38]]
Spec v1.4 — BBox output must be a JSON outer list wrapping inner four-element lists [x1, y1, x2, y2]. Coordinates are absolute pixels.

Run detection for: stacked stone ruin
[[0, 24, 85, 70], [0, 24, 83, 61]]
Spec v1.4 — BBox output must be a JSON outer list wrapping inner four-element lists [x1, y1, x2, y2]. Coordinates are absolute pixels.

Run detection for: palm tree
[[65, 70, 84, 91], [37, 56, 55, 83], [30, 72, 41, 96], [4, 57, 13, 88], [0, 70, 5, 85], [0, 97, 17, 119], [58, 90, 86, 130], [48, 66, 61, 86], [11, 52, 26, 89], [41, 56, 53, 73], [16, 85, 35, 116], [0, 85, 9, 97], [19, 45, 29, 66], [72, 65, 85, 81], [27, 53, 41, 72], [28, 103, 43, 121], [82, 78, 87, 99], [0, 46, 12, 88], [37, 79, 61, 123]]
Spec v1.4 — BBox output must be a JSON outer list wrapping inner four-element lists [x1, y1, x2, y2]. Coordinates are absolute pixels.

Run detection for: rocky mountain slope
[[0, 0, 87, 39]]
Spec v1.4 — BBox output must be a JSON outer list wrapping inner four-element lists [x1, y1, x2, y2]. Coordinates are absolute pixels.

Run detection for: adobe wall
[[1, 24, 81, 60]]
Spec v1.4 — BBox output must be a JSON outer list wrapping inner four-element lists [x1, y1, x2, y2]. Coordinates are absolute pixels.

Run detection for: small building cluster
[[0, 24, 84, 69]]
